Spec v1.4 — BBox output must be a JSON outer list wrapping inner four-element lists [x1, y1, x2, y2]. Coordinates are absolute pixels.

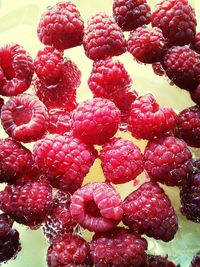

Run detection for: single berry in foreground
[[47, 109, 72, 135], [190, 251, 200, 267], [142, 254, 177, 267], [191, 32, 200, 54]]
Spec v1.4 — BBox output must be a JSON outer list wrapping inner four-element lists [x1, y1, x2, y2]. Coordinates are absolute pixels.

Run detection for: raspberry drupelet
[[190, 251, 200, 267], [191, 32, 200, 54]]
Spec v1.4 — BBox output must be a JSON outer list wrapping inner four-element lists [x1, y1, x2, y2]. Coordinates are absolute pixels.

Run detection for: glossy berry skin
[[191, 32, 200, 54], [37, 1, 84, 50], [70, 182, 123, 233], [144, 136, 192, 186], [90, 227, 147, 267], [83, 13, 126, 60], [142, 254, 177, 267], [123, 182, 178, 242], [190, 251, 200, 267], [152, 0, 197, 46], [47, 109, 72, 135]]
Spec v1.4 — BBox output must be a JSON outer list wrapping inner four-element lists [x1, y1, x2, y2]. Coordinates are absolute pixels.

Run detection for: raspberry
[[1, 93, 49, 142], [0, 182, 53, 227], [0, 97, 4, 112], [47, 109, 72, 135], [190, 251, 200, 267], [152, 0, 197, 46], [99, 137, 143, 184], [127, 26, 165, 64], [32, 134, 97, 193], [83, 13, 126, 60], [144, 136, 192, 186], [47, 234, 91, 267], [161, 46, 200, 91], [174, 106, 200, 148], [190, 84, 200, 105], [123, 182, 178, 242], [113, 0, 151, 31], [191, 32, 200, 54], [70, 182, 123, 232], [37, 1, 84, 50], [90, 227, 147, 267], [0, 43, 34, 96], [72, 98, 120, 145], [142, 254, 177, 267], [0, 138, 32, 183], [0, 214, 13, 238], [128, 94, 177, 140]]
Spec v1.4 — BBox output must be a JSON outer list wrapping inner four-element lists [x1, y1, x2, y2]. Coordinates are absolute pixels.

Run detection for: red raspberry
[[37, 1, 84, 50], [90, 227, 147, 267], [47, 234, 91, 267], [128, 94, 177, 140], [113, 0, 151, 31], [191, 32, 200, 54], [142, 254, 177, 267], [99, 137, 143, 184], [32, 134, 97, 193], [72, 98, 120, 145], [127, 26, 165, 64], [70, 182, 123, 233], [0, 43, 33, 96], [1, 93, 48, 142], [0, 97, 4, 112], [161, 46, 200, 91], [83, 13, 126, 60], [152, 0, 197, 46], [0, 182, 53, 227], [123, 182, 178, 242], [190, 84, 200, 105], [190, 251, 200, 267], [144, 136, 192, 186], [47, 109, 72, 135], [174, 106, 200, 148]]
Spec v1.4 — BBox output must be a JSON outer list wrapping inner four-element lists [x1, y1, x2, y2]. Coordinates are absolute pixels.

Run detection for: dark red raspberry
[[99, 137, 143, 184], [83, 13, 126, 60], [128, 94, 177, 140], [47, 109, 72, 135], [191, 32, 200, 54], [152, 0, 197, 46], [70, 182, 123, 232], [127, 26, 165, 64], [0, 214, 13, 238], [0, 97, 4, 112], [0, 182, 53, 227], [142, 254, 177, 267], [190, 251, 200, 267], [90, 227, 147, 267], [1, 93, 48, 142], [123, 182, 178, 242], [0, 138, 32, 183], [32, 134, 97, 193], [37, 1, 84, 50], [72, 98, 120, 145], [113, 0, 151, 31], [144, 136, 192, 186], [161, 46, 200, 91], [190, 84, 200, 105], [174, 106, 200, 148], [0, 43, 33, 96], [47, 234, 91, 267]]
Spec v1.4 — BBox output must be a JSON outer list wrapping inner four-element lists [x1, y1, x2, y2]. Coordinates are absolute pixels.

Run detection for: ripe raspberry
[[47, 234, 91, 267], [174, 106, 200, 148], [0, 214, 13, 238], [190, 84, 200, 105], [99, 137, 143, 184], [83, 13, 126, 60], [152, 0, 197, 46], [72, 98, 120, 145], [144, 136, 192, 186], [32, 134, 97, 193], [113, 0, 151, 31], [123, 182, 178, 242], [128, 94, 177, 140], [190, 251, 200, 267], [0, 182, 53, 227], [90, 227, 147, 267], [70, 182, 123, 233], [161, 46, 200, 91], [191, 32, 200, 54], [127, 26, 165, 64], [142, 254, 177, 267], [1, 93, 48, 142], [37, 1, 84, 50], [47, 109, 72, 135]]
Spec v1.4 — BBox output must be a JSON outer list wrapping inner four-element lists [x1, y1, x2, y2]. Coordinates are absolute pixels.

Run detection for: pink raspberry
[[1, 93, 48, 142], [37, 1, 84, 50], [190, 84, 200, 105], [127, 26, 165, 64], [191, 32, 200, 54], [72, 98, 120, 145], [70, 182, 123, 232], [144, 136, 192, 186], [83, 13, 126, 60], [113, 0, 151, 31], [152, 0, 197, 46], [90, 227, 147, 267], [142, 255, 177, 267], [0, 43, 33, 96], [128, 94, 177, 140], [99, 137, 143, 184], [47, 109, 72, 135], [190, 251, 200, 267], [32, 134, 97, 193], [123, 182, 178, 242]]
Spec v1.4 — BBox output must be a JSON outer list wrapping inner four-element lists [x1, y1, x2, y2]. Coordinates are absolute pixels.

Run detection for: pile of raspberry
[[0, 0, 200, 266]]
